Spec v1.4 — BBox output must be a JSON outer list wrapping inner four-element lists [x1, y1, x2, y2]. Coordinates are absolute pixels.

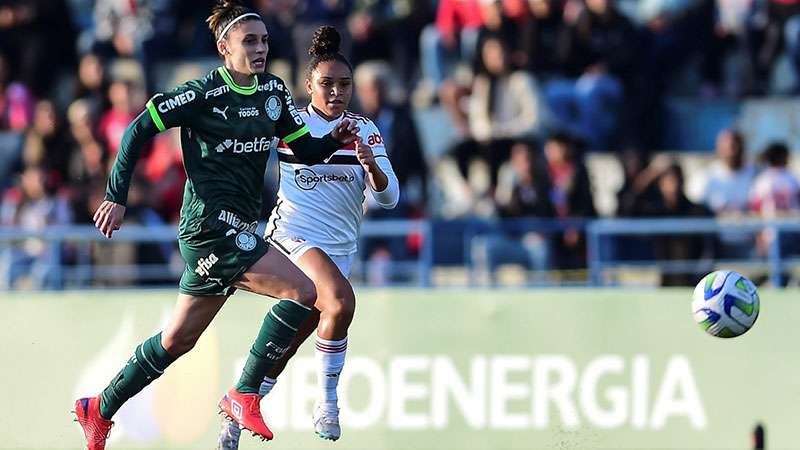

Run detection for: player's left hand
[[355, 139, 377, 172], [331, 118, 360, 144]]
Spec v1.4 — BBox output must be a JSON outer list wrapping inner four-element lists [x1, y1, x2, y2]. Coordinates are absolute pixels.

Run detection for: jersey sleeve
[[363, 121, 400, 209], [272, 79, 344, 165], [144, 81, 203, 132], [104, 109, 160, 205], [105, 81, 201, 205], [273, 80, 310, 144]]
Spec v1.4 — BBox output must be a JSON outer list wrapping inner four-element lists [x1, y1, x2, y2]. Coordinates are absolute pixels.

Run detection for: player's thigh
[[296, 248, 355, 315], [162, 293, 227, 354], [233, 245, 316, 303]]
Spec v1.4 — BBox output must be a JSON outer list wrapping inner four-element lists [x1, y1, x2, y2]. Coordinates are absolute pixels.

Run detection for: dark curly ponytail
[[305, 26, 352, 80]]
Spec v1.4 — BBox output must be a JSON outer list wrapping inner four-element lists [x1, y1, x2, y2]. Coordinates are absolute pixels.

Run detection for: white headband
[[217, 13, 262, 42]]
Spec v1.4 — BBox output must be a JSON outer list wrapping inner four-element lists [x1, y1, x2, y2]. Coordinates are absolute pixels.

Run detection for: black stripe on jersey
[[265, 199, 283, 242], [344, 112, 370, 125], [270, 237, 292, 257], [279, 153, 359, 165]]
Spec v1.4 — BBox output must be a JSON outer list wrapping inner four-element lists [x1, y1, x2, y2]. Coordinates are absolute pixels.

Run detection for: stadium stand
[[1, 0, 800, 289]]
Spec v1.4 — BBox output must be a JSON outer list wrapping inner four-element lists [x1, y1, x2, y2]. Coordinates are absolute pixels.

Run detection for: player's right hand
[[93, 200, 126, 239], [331, 118, 360, 145]]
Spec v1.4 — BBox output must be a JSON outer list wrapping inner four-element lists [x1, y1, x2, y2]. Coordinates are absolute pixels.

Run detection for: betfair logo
[[215, 139, 233, 153], [215, 137, 271, 153]]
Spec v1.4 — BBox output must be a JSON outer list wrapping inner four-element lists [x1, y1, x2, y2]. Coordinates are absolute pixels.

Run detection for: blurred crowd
[[1, 0, 800, 288]]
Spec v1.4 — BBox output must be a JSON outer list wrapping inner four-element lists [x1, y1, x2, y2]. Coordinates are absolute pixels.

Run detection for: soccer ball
[[692, 270, 760, 338]]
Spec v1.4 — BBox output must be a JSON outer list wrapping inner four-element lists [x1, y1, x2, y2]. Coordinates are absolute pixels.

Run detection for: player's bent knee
[[321, 284, 355, 322], [161, 329, 200, 357]]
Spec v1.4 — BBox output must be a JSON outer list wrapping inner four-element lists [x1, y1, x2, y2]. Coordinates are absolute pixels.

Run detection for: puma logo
[[213, 106, 229, 120]]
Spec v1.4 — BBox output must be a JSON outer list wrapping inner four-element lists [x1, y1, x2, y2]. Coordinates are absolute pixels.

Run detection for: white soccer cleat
[[217, 415, 242, 450], [312, 401, 341, 441]]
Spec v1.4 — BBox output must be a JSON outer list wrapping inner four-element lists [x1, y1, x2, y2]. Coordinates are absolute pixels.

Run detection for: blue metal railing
[[586, 217, 800, 287], [2, 218, 799, 288], [0, 220, 433, 289]]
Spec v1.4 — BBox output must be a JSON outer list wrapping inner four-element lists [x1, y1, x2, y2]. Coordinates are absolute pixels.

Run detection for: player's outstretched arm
[[285, 118, 360, 166], [98, 105, 161, 238]]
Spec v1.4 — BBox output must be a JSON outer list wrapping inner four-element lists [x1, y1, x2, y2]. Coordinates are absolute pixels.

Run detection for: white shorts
[[267, 230, 355, 277]]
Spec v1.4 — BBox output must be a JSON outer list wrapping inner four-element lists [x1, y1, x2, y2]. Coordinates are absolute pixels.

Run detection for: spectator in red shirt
[[97, 76, 143, 159], [0, 52, 34, 131], [142, 129, 185, 222], [419, 0, 485, 92]]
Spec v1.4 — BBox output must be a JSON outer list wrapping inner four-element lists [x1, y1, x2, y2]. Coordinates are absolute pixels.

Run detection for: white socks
[[258, 376, 277, 397], [256, 335, 348, 403], [315, 335, 347, 402]]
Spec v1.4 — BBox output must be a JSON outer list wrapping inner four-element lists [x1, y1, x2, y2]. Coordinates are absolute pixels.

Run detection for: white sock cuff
[[258, 376, 278, 397], [315, 335, 347, 353]]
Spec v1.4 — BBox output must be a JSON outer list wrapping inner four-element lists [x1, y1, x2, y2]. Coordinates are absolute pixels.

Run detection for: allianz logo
[[215, 137, 271, 153]]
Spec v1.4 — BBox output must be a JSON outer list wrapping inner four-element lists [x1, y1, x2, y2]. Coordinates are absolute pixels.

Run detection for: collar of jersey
[[218, 66, 258, 95], [308, 103, 344, 123]]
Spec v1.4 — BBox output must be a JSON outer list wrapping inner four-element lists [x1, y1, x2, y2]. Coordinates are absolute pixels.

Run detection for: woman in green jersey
[[73, 1, 359, 449]]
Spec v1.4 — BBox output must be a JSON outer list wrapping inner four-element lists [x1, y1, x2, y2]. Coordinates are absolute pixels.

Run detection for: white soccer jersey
[[265, 106, 399, 256]]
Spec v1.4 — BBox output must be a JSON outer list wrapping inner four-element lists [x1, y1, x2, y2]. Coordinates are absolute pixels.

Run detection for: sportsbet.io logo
[[235, 232, 257, 252], [294, 168, 355, 190]]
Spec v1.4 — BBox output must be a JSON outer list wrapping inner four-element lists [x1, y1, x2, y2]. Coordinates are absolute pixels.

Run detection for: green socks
[[236, 299, 312, 393], [99, 332, 175, 419], [95, 299, 312, 418]]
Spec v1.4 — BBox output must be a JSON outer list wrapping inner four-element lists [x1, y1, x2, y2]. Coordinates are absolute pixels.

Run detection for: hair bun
[[309, 26, 341, 57], [217, 0, 243, 7]]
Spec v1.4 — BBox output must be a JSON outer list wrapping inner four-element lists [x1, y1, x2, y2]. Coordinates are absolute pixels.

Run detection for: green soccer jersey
[[105, 66, 342, 241]]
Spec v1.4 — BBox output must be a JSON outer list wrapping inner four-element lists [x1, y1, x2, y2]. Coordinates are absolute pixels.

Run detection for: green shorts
[[178, 211, 268, 297]]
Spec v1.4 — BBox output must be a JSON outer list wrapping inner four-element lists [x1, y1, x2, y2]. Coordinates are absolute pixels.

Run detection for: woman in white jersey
[[218, 26, 399, 447]]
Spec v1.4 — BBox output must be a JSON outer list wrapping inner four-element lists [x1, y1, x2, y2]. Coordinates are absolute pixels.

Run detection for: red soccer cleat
[[218, 389, 274, 441], [73, 395, 114, 450]]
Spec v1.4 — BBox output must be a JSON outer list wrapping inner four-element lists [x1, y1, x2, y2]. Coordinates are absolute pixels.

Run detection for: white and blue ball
[[692, 270, 760, 338]]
